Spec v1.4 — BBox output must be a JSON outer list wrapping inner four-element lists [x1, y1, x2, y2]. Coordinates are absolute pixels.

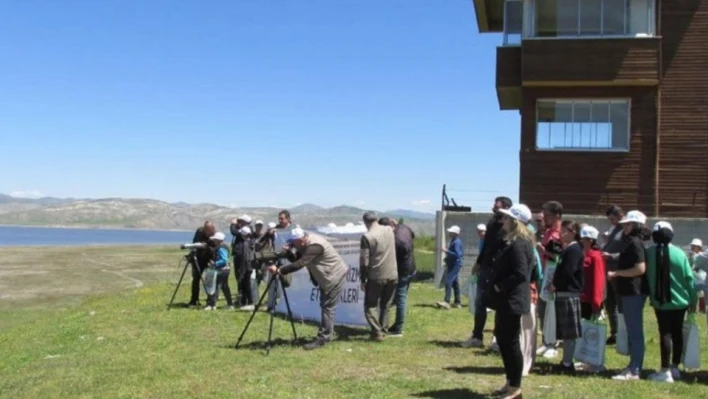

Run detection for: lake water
[[0, 226, 194, 247]]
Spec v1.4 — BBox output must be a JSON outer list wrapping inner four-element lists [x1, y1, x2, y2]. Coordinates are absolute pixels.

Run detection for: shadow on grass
[[413, 304, 441, 309], [680, 370, 708, 384], [230, 337, 310, 351], [428, 340, 464, 348], [412, 271, 435, 282], [444, 365, 505, 375], [412, 388, 487, 399]]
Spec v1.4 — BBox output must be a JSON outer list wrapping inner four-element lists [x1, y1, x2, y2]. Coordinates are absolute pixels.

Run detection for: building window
[[536, 99, 630, 151], [528, 0, 654, 38], [503, 0, 523, 45]]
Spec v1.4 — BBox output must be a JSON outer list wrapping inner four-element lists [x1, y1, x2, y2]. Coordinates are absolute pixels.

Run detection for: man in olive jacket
[[267, 227, 347, 350], [360, 211, 398, 341]]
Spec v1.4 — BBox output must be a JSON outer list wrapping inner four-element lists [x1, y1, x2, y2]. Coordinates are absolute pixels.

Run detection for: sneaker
[[303, 338, 328, 351], [536, 345, 549, 356], [490, 342, 500, 353], [437, 301, 451, 309], [648, 370, 674, 383], [670, 367, 681, 380], [239, 305, 255, 311], [452, 303, 462, 309], [204, 306, 215, 311], [612, 369, 640, 381], [486, 308, 493, 313], [387, 330, 404, 338], [224, 305, 235, 310], [462, 337, 484, 348], [371, 333, 385, 342], [558, 362, 576, 375], [543, 348, 558, 359]]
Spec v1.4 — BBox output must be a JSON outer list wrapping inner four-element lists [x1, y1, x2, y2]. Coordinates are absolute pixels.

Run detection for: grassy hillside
[[1, 246, 708, 398]]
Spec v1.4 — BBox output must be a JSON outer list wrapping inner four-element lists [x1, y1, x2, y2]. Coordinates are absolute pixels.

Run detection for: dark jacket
[[602, 224, 625, 271], [477, 216, 505, 273], [552, 242, 585, 293], [487, 238, 534, 315], [233, 236, 255, 274], [192, 227, 213, 267], [394, 223, 417, 276]]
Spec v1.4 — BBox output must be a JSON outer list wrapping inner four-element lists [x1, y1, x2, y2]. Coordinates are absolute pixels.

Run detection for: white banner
[[273, 230, 368, 326]]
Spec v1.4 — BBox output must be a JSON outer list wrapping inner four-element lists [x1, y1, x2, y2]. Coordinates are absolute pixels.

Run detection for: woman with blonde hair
[[486, 204, 535, 399]]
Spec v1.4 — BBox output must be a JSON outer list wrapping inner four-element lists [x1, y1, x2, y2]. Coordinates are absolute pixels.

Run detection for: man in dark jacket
[[463, 196, 512, 348], [188, 221, 216, 307], [601, 204, 625, 344], [379, 217, 416, 337], [234, 225, 256, 310]]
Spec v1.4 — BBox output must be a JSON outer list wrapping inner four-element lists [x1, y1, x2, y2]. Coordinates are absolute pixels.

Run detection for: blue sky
[[0, 0, 520, 213]]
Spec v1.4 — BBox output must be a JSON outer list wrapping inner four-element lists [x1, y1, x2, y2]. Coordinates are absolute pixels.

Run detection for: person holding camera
[[188, 221, 216, 307], [266, 227, 348, 351], [205, 232, 234, 310]]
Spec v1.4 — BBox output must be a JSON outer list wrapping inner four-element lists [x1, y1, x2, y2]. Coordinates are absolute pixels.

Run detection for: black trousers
[[237, 271, 254, 306], [189, 260, 207, 305], [580, 302, 593, 320], [654, 308, 687, 369], [495, 311, 523, 387], [472, 283, 488, 340], [207, 269, 233, 307]]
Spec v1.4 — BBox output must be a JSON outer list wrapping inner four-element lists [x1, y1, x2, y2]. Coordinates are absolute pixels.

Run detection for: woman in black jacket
[[488, 204, 535, 399]]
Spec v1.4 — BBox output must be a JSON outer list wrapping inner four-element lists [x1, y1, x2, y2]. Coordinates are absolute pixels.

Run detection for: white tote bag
[[574, 319, 607, 367], [543, 297, 557, 345], [683, 313, 701, 369], [616, 313, 629, 356], [203, 267, 218, 296], [467, 276, 478, 315], [250, 269, 259, 301]]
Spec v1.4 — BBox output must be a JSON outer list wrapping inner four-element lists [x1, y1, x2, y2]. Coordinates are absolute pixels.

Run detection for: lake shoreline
[[0, 224, 192, 233]]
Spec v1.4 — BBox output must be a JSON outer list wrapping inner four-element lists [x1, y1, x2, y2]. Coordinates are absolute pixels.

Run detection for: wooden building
[[473, 0, 708, 216]]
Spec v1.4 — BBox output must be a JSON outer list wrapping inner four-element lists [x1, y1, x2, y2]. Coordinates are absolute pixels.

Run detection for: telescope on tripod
[[167, 243, 210, 309]]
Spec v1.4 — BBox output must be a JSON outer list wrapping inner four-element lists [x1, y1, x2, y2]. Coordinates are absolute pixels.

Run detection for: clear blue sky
[[0, 0, 520, 212]]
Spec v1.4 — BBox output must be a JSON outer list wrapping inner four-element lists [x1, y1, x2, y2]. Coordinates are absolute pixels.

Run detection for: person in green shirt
[[645, 221, 697, 383]]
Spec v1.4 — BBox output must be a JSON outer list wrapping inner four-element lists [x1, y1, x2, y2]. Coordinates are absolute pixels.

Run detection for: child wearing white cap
[[205, 232, 234, 310]]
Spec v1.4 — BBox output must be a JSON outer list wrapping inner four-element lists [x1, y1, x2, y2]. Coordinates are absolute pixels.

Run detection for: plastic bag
[[540, 265, 557, 302], [203, 267, 218, 296], [683, 313, 701, 369], [574, 318, 607, 367], [616, 313, 629, 356], [466, 276, 478, 315], [250, 269, 259, 302], [542, 296, 557, 345]]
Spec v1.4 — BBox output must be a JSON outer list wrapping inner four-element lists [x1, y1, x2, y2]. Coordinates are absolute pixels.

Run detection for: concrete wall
[[433, 211, 708, 289]]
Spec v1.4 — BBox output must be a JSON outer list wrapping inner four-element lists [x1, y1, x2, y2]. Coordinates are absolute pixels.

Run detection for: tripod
[[167, 252, 207, 310], [235, 272, 298, 355]]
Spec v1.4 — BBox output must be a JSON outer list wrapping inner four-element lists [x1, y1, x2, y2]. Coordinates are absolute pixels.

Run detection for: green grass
[[1, 246, 708, 398]]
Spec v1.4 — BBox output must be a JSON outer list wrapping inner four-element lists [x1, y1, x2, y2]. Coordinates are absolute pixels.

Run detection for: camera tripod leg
[[265, 306, 276, 355], [279, 276, 298, 341], [167, 258, 190, 310], [235, 276, 275, 349]]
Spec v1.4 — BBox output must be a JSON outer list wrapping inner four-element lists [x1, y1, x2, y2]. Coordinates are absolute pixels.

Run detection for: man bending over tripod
[[188, 221, 216, 307], [266, 227, 348, 351]]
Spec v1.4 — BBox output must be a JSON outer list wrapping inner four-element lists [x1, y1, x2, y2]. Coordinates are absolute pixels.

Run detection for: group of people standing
[[440, 199, 704, 399], [187, 210, 293, 311]]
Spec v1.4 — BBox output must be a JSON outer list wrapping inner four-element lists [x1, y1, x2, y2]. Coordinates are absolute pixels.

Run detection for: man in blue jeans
[[439, 225, 464, 309], [378, 218, 417, 337]]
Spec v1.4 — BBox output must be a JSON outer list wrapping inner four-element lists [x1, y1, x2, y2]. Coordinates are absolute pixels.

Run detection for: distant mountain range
[[0, 194, 436, 235]]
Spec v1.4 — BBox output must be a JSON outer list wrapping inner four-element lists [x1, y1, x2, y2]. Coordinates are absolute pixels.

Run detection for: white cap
[[267, 222, 277, 229], [447, 225, 461, 234], [498, 204, 532, 224], [653, 221, 673, 232], [255, 219, 264, 226], [691, 238, 703, 247], [476, 224, 487, 231], [239, 226, 251, 235], [237, 214, 252, 223], [210, 232, 226, 241], [288, 227, 306, 243], [580, 226, 599, 240], [619, 210, 646, 225]]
